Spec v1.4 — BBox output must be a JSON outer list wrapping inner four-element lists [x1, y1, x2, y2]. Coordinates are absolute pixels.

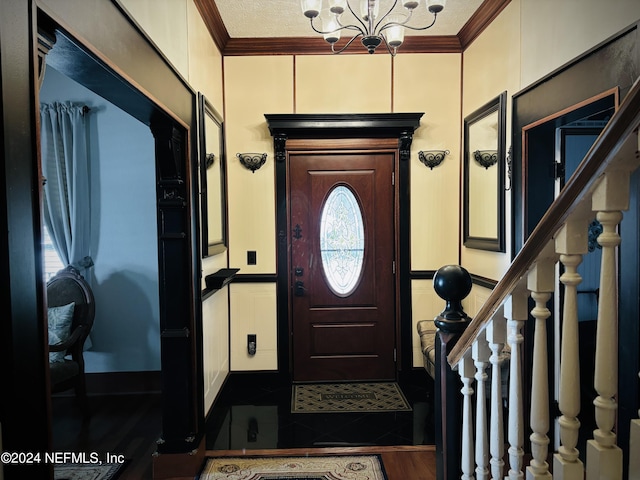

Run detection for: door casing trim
[[266, 113, 423, 376]]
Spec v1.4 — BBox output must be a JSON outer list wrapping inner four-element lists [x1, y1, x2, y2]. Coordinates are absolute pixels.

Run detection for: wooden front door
[[289, 151, 396, 382]]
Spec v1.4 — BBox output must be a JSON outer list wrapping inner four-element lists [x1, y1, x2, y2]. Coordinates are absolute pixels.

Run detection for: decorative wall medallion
[[418, 150, 449, 169], [473, 149, 498, 169], [237, 153, 267, 173]]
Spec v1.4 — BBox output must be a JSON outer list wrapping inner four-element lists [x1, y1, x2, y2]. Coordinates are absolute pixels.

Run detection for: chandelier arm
[[395, 13, 438, 32], [335, 18, 367, 35], [330, 32, 365, 54], [345, 1, 369, 34], [309, 17, 364, 37], [376, 10, 413, 35], [373, 0, 401, 34]]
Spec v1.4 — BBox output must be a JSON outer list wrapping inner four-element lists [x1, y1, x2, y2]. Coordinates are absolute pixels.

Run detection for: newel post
[[433, 265, 473, 480]]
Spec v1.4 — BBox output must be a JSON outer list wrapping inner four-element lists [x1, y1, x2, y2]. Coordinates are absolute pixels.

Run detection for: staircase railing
[[446, 76, 640, 479]]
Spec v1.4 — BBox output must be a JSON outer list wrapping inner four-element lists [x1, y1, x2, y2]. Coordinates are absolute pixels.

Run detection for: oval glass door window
[[319, 185, 365, 296]]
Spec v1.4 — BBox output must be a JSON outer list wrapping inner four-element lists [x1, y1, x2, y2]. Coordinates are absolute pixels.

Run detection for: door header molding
[[265, 113, 423, 139], [265, 113, 424, 163]]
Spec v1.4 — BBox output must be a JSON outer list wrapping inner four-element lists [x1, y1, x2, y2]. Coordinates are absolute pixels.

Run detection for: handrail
[[448, 76, 640, 367]]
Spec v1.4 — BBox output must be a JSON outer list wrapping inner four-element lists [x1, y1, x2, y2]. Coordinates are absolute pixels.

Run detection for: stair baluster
[[459, 351, 476, 480], [486, 314, 506, 480], [527, 253, 555, 480], [472, 330, 490, 480], [554, 220, 589, 479], [587, 171, 628, 479], [505, 284, 528, 480]]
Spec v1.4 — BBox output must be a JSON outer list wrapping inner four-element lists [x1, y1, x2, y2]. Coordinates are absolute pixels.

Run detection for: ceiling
[[195, 0, 511, 55], [215, 0, 483, 38]]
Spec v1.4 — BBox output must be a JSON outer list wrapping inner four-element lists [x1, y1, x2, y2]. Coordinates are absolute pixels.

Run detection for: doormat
[[200, 455, 387, 480], [54, 461, 127, 480], [292, 382, 412, 413]]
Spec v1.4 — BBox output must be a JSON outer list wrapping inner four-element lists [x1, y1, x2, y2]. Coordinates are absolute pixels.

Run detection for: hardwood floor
[[51, 393, 162, 479], [52, 392, 438, 480]]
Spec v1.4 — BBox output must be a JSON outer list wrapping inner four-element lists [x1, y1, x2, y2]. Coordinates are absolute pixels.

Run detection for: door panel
[[290, 152, 395, 381]]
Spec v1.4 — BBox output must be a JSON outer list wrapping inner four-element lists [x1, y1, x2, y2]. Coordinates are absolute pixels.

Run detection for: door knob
[[295, 280, 305, 297]]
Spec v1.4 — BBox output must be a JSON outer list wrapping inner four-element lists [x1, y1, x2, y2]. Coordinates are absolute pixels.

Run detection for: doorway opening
[[37, 8, 200, 463]]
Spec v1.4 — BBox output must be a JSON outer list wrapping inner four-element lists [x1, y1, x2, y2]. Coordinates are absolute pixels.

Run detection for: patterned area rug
[[200, 455, 387, 480], [292, 382, 412, 413], [53, 462, 126, 480]]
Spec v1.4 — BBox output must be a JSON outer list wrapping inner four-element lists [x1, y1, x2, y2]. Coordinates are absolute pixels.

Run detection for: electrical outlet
[[247, 250, 257, 265], [248, 334, 257, 356]]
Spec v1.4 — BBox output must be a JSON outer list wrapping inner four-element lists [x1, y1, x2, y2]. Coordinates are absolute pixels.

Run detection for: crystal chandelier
[[300, 0, 446, 55]]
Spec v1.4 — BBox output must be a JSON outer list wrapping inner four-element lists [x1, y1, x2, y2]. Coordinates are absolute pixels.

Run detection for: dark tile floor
[[205, 370, 435, 450]]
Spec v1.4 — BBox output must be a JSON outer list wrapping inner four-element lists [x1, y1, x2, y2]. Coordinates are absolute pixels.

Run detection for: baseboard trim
[[153, 435, 206, 480], [81, 371, 162, 396]]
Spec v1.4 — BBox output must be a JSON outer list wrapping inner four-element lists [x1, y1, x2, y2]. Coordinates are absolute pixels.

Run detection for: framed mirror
[[198, 93, 227, 257], [463, 91, 506, 252]]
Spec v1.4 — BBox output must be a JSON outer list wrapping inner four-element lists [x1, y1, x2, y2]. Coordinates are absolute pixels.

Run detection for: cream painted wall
[[203, 287, 229, 415], [394, 53, 462, 367], [520, 0, 640, 89], [296, 55, 392, 113], [224, 56, 293, 274], [224, 56, 292, 373], [463, 284, 493, 318], [185, 0, 227, 281], [460, 0, 521, 281], [230, 283, 278, 371], [395, 54, 461, 271], [117, 0, 189, 78], [187, 1, 223, 114]]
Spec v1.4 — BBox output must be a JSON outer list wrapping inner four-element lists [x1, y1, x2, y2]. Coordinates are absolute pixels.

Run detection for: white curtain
[[40, 102, 93, 272]]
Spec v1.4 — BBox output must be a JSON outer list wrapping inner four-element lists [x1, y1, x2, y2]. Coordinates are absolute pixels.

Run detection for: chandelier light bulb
[[385, 16, 405, 49], [427, 0, 446, 14], [403, 1, 419, 9], [329, 0, 347, 15], [300, 0, 322, 18], [322, 14, 342, 44]]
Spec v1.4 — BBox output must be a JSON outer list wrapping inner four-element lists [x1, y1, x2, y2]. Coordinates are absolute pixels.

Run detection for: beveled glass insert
[[319, 185, 365, 296]]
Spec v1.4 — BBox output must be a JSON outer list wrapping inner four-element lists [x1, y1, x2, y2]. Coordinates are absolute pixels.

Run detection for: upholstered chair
[[47, 265, 95, 414]]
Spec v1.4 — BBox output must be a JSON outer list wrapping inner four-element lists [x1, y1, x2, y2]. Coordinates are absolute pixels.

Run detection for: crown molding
[[458, 0, 512, 49], [193, 0, 229, 53], [198, 0, 511, 56], [224, 35, 462, 56], [225, 37, 337, 56]]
